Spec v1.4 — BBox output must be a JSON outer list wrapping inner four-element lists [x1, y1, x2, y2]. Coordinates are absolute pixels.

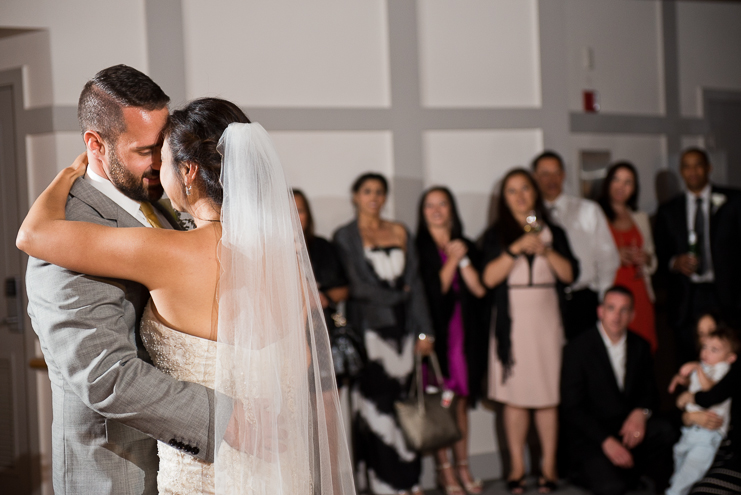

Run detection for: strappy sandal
[[506, 475, 526, 494], [436, 463, 464, 495], [537, 477, 558, 493], [456, 460, 484, 494]]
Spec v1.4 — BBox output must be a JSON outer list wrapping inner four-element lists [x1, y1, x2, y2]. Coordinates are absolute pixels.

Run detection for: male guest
[[654, 147, 741, 363], [533, 151, 620, 340], [561, 286, 675, 495], [25, 65, 221, 494]]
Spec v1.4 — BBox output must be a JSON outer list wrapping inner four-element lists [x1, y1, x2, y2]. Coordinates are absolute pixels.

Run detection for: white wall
[[565, 0, 664, 115], [677, 1, 741, 117], [182, 0, 390, 107], [418, 0, 541, 108], [2, 0, 149, 106]]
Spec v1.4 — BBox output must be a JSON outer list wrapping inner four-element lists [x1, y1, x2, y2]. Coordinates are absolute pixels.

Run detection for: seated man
[[560, 285, 675, 495]]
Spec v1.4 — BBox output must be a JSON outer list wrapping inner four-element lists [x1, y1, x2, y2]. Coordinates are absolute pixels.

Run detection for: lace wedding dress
[[140, 302, 219, 494], [140, 301, 317, 495]]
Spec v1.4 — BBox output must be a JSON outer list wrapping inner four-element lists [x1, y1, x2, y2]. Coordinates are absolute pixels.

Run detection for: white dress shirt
[[685, 184, 714, 283], [598, 322, 627, 391], [545, 194, 620, 296], [85, 167, 170, 228]]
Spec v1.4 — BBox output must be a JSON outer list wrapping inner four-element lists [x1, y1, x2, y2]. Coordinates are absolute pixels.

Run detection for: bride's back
[[145, 223, 222, 340]]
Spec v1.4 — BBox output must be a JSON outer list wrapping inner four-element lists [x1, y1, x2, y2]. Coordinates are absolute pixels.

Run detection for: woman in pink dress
[[597, 162, 658, 352], [482, 169, 578, 494]]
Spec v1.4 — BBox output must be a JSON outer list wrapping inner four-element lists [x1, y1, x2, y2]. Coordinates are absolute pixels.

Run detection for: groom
[[26, 65, 221, 494]]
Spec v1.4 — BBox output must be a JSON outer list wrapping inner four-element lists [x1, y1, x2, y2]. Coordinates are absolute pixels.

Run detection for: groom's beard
[[108, 146, 163, 203]]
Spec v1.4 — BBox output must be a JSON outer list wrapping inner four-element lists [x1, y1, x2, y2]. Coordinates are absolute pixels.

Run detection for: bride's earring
[[186, 184, 192, 196]]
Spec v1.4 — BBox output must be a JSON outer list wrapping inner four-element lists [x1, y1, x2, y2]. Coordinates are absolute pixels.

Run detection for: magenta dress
[[439, 250, 469, 397]]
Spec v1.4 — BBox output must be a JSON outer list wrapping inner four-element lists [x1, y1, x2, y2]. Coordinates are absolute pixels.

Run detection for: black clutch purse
[[328, 312, 366, 382]]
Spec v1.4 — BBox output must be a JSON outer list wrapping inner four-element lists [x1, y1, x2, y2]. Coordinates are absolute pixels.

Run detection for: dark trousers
[[562, 288, 599, 342], [572, 418, 676, 495], [675, 283, 720, 364]]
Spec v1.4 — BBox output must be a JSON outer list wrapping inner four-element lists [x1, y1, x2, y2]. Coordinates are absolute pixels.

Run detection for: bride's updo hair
[[166, 98, 250, 206]]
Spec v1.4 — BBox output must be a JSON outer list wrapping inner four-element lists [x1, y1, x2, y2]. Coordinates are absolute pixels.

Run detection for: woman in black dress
[[333, 173, 433, 495], [417, 186, 487, 495], [293, 189, 349, 328]]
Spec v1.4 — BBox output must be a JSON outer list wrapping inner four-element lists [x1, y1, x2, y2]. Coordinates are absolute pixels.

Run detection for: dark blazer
[[654, 185, 741, 328], [333, 220, 433, 337], [416, 235, 487, 401], [560, 326, 657, 457]]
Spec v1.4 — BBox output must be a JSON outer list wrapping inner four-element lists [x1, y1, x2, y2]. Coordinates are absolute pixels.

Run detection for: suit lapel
[[590, 329, 623, 397], [623, 335, 638, 397], [154, 198, 184, 231], [673, 196, 689, 252], [69, 178, 142, 228]]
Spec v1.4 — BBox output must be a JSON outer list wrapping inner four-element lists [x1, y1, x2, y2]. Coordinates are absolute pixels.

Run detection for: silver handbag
[[394, 352, 462, 452]]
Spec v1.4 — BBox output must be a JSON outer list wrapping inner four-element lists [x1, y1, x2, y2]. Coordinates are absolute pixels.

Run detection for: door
[[0, 83, 34, 493]]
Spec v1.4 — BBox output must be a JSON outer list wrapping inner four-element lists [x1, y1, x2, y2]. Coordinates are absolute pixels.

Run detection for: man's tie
[[694, 197, 706, 275], [139, 201, 164, 229]]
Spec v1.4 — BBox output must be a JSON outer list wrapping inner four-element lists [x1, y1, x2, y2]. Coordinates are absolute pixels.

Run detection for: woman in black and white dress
[[333, 173, 433, 495]]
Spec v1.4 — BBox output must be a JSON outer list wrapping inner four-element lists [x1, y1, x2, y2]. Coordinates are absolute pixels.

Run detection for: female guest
[[333, 173, 433, 495], [417, 187, 487, 495], [597, 162, 658, 352], [678, 359, 741, 494], [293, 189, 349, 333], [482, 169, 578, 494]]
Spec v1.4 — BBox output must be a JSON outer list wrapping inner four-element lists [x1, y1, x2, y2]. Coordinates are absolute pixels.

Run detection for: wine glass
[[524, 210, 543, 233]]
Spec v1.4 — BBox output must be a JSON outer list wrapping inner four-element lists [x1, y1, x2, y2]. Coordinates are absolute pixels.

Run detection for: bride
[[17, 98, 355, 495]]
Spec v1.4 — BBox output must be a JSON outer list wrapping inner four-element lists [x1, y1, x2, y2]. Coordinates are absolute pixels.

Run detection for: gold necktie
[[139, 201, 164, 229]]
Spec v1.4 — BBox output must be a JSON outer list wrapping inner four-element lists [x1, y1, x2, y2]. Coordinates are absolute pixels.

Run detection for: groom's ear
[[84, 130, 107, 159]]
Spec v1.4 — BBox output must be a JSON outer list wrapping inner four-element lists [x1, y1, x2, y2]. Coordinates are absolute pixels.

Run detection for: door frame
[[0, 66, 45, 495]]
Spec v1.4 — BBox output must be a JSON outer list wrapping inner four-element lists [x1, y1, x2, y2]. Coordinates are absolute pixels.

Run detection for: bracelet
[[418, 333, 436, 343], [505, 246, 518, 258], [458, 256, 471, 268]]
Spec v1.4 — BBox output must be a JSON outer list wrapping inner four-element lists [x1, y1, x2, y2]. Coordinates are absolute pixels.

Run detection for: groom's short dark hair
[[78, 64, 169, 144]]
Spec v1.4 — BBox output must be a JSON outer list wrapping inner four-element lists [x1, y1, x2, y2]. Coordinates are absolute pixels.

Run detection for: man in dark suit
[[561, 286, 675, 495], [654, 147, 741, 363]]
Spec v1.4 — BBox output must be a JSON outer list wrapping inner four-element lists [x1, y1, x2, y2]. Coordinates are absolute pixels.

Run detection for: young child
[[667, 326, 738, 495]]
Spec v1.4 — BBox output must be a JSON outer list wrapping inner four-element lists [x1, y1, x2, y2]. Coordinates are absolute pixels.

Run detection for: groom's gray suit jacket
[[26, 178, 217, 495]]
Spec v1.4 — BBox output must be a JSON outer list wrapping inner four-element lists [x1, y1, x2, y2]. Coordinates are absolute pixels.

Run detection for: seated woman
[[678, 352, 741, 494]]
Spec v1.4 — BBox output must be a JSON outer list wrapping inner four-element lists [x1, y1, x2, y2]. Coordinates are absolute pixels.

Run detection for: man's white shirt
[[85, 167, 170, 229], [598, 322, 627, 391], [545, 194, 620, 296]]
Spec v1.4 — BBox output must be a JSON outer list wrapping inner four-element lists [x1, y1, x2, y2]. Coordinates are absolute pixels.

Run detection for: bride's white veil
[[214, 122, 355, 494]]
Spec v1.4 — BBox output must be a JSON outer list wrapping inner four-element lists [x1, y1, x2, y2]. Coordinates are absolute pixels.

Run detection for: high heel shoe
[[506, 475, 526, 495], [436, 462, 464, 495], [537, 477, 558, 493], [456, 460, 483, 494]]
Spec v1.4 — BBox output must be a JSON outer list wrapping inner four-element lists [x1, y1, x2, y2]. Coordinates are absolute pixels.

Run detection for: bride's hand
[[224, 399, 288, 461], [63, 152, 88, 181]]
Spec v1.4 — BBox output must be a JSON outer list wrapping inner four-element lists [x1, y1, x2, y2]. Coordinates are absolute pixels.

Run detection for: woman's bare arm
[[16, 153, 190, 290]]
